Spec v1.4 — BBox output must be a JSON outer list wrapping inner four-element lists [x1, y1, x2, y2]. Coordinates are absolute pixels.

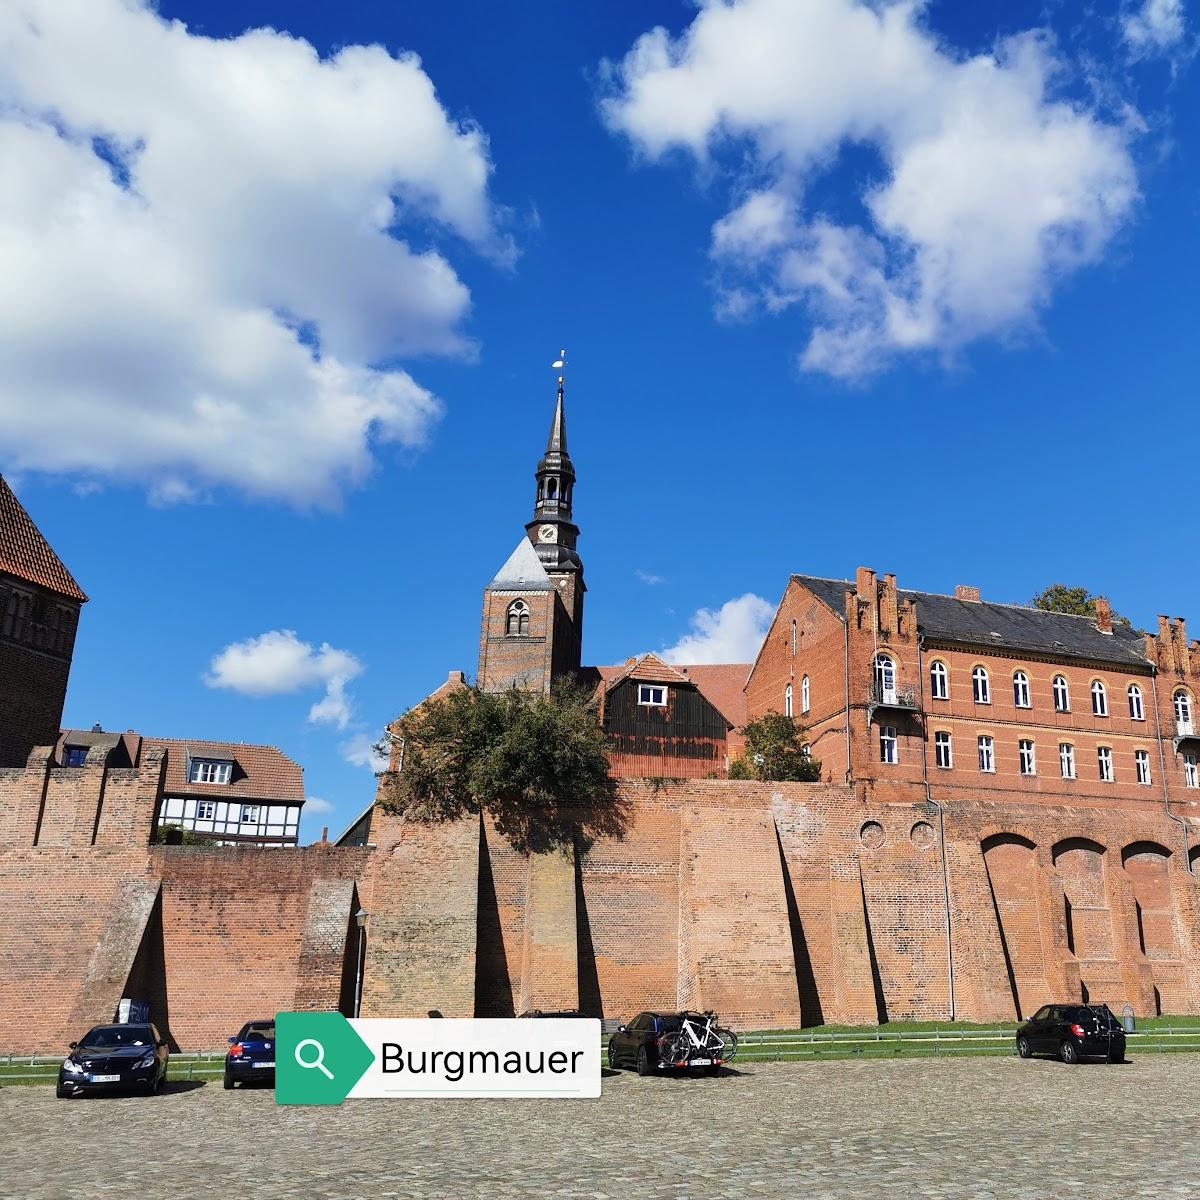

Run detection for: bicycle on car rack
[[658, 1011, 738, 1073]]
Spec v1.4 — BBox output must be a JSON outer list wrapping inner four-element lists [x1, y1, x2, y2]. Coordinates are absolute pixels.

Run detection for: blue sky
[[1, 0, 1196, 840]]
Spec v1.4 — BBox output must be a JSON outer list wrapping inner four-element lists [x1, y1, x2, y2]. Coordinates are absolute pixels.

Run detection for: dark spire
[[526, 354, 581, 574]]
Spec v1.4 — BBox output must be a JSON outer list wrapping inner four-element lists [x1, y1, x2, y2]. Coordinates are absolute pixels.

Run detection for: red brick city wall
[[4, 759, 1200, 1050]]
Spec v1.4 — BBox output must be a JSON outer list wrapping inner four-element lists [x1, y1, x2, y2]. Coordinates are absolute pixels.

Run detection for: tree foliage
[[728, 712, 822, 782], [1031, 583, 1129, 625], [375, 683, 625, 853]]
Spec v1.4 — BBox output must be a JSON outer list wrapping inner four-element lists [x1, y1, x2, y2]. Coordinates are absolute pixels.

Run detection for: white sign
[[348, 1018, 601, 1099]]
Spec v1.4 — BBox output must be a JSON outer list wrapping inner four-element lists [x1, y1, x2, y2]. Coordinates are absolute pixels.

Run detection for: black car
[[1016, 1004, 1126, 1064], [224, 1020, 277, 1089], [518, 1009, 584, 1018], [57, 1023, 169, 1097], [608, 1012, 726, 1076]]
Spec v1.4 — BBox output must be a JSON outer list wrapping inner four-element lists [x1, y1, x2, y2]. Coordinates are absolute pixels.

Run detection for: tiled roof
[[793, 574, 1150, 669], [141, 735, 304, 802], [0, 475, 87, 601]]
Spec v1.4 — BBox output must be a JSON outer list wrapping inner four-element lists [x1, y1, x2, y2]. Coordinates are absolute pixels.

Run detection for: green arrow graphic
[[275, 1011, 374, 1105]]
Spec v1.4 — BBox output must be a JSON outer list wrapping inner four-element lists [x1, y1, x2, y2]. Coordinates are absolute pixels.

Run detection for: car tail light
[[230, 1043, 244, 1057], [1070, 1023, 1085, 1038]]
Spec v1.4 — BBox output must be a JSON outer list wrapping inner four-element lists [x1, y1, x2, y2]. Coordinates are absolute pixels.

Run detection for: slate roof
[[793, 575, 1150, 669], [0, 475, 87, 601], [488, 539, 551, 590]]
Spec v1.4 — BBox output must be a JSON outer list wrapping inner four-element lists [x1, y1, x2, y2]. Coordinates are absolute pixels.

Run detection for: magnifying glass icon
[[295, 1038, 334, 1080]]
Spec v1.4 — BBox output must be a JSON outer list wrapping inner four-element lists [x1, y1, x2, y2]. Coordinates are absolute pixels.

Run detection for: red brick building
[[0, 475, 87, 768]]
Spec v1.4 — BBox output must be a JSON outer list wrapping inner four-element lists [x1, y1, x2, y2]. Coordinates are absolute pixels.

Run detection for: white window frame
[[784, 683, 794, 719], [1019, 739, 1036, 776], [1013, 671, 1031, 709], [1053, 675, 1070, 713], [879, 725, 898, 765], [1175, 690, 1193, 733], [1091, 679, 1108, 717], [972, 665, 990, 705], [189, 759, 232, 785], [1097, 746, 1114, 783], [801, 674, 810, 714], [637, 684, 668, 707], [1127, 684, 1144, 721], [977, 735, 995, 773], [1185, 753, 1199, 789], [930, 660, 949, 701], [1135, 749, 1152, 786], [241, 804, 260, 824], [873, 653, 896, 697], [934, 731, 952, 769], [1059, 742, 1076, 779], [194, 800, 215, 820]]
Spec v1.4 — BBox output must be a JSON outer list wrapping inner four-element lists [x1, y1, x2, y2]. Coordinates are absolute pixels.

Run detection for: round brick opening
[[860, 820, 885, 849], [910, 820, 936, 849]]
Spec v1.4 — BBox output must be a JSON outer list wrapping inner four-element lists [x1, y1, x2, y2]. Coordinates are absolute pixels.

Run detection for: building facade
[[0, 476, 87, 768]]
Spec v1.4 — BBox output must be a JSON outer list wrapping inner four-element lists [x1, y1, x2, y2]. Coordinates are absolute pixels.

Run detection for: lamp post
[[354, 907, 369, 1019]]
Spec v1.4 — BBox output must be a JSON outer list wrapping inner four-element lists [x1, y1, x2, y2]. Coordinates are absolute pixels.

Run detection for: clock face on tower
[[538, 524, 558, 543]]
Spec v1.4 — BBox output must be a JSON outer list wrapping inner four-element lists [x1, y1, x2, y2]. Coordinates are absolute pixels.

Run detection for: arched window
[[929, 660, 949, 701], [1013, 671, 1030, 708], [1091, 679, 1108, 717], [873, 653, 896, 697], [506, 599, 529, 636], [801, 674, 810, 714], [1175, 689, 1193, 732], [791, 619, 797, 656], [784, 683, 794, 718], [1052, 675, 1070, 713], [1127, 684, 1144, 721], [972, 665, 990, 704]]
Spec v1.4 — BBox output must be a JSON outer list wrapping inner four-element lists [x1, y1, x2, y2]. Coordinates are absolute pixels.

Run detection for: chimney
[[321, 826, 328, 844], [954, 585, 981, 603], [1176, 618, 1191, 674], [1094, 597, 1113, 635], [448, 670, 465, 684], [856, 566, 876, 602]]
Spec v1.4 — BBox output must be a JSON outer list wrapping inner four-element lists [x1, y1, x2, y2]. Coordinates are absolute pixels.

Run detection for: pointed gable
[[0, 475, 87, 601], [488, 538, 552, 591]]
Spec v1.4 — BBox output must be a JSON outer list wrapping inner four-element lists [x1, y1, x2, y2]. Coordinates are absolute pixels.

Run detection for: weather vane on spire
[[551, 348, 566, 386]]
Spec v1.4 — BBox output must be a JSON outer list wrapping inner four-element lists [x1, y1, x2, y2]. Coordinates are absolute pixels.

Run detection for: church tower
[[477, 366, 586, 693]]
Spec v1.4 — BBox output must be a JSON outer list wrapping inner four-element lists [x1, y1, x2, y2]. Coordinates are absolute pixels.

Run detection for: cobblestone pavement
[[4, 1055, 1196, 1200]]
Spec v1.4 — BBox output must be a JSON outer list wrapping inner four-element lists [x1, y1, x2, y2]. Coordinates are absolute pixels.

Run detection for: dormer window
[[189, 758, 232, 785], [638, 684, 667, 706], [63, 745, 88, 768]]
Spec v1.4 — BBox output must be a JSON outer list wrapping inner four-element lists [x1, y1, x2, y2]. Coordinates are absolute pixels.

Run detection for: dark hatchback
[[57, 1023, 169, 1097], [224, 1020, 276, 1088], [1017, 1004, 1126, 1064]]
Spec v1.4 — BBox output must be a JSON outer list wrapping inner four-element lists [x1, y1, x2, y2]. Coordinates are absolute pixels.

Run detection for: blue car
[[57, 1023, 169, 1097], [223, 1020, 276, 1089]]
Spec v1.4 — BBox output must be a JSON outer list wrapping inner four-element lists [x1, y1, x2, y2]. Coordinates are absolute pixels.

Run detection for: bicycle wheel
[[715, 1027, 738, 1061]]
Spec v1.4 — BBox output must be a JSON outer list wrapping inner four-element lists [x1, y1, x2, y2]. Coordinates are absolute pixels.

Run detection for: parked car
[[57, 1023, 169, 1097], [1016, 1004, 1126, 1064], [517, 1009, 584, 1018], [607, 1011, 736, 1076], [224, 1020, 277, 1089]]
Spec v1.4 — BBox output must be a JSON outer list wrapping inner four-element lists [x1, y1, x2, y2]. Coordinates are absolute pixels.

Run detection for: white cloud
[[636, 569, 666, 585], [304, 796, 335, 814], [0, 1, 507, 504], [205, 630, 364, 729], [340, 731, 389, 773], [660, 593, 774, 663], [601, 0, 1138, 377], [1122, 0, 1189, 59]]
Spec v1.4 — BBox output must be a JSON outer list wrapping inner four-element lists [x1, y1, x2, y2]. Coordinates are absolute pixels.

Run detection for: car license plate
[[254, 1061, 274, 1068], [689, 1058, 711, 1067], [90, 1074, 120, 1083]]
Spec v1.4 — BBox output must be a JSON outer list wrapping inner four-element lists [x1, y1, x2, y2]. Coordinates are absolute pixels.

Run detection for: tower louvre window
[[505, 599, 530, 636]]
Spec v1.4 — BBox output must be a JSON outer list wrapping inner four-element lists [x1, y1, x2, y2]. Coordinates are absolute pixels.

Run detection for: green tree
[[728, 712, 822, 782], [152, 823, 214, 846], [1031, 584, 1129, 625], [375, 683, 625, 853]]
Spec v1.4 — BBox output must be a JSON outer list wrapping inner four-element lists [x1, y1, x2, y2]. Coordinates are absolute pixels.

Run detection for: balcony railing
[[867, 681, 922, 719], [1174, 720, 1199, 752]]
